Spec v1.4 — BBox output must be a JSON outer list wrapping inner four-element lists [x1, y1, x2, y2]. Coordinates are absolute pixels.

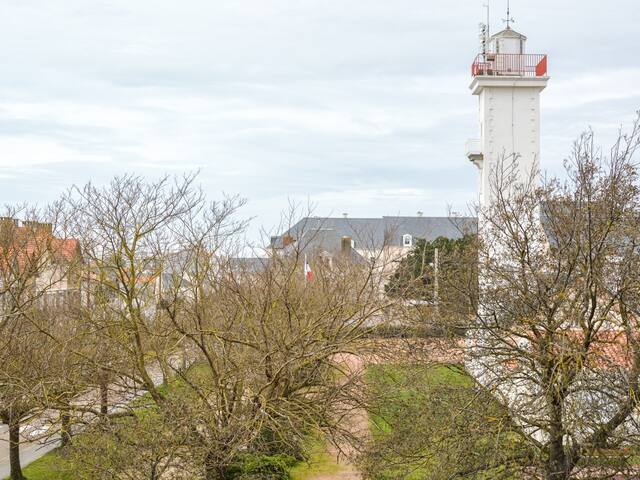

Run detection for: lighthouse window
[[403, 234, 412, 247]]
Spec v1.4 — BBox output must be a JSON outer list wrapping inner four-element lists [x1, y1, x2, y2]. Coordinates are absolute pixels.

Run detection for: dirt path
[[310, 352, 366, 480]]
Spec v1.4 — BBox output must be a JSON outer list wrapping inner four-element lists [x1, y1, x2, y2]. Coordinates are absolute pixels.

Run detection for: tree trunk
[[160, 359, 169, 388], [547, 436, 569, 480], [542, 347, 574, 480], [204, 466, 226, 480], [204, 451, 227, 480], [99, 381, 108, 416], [8, 419, 25, 480], [546, 390, 574, 480], [60, 407, 72, 446]]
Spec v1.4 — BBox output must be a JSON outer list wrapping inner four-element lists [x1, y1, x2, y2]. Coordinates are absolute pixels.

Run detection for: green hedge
[[225, 453, 298, 480]]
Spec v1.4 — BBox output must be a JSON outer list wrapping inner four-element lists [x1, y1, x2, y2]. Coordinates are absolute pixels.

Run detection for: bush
[[225, 454, 298, 480], [253, 426, 307, 460]]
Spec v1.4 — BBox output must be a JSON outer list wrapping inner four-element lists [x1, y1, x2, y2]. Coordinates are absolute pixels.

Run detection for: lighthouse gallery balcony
[[471, 53, 547, 77]]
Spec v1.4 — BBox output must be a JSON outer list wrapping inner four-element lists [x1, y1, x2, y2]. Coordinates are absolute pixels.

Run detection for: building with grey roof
[[272, 215, 475, 248], [270, 215, 476, 272]]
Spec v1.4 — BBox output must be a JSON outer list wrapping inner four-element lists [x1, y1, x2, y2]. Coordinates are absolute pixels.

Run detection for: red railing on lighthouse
[[471, 53, 548, 77]]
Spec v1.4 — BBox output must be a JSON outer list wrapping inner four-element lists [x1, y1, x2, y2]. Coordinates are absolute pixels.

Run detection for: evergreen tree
[[386, 235, 475, 302]]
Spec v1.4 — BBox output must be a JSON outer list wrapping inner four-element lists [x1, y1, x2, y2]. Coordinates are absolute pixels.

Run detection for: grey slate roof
[[271, 216, 477, 251], [285, 227, 368, 263], [229, 257, 269, 273]]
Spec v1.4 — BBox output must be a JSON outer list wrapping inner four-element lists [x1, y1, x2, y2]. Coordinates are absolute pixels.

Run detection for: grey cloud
[[0, 0, 639, 239]]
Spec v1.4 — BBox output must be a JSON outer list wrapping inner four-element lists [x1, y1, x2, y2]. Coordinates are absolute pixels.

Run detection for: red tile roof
[[0, 224, 81, 274]]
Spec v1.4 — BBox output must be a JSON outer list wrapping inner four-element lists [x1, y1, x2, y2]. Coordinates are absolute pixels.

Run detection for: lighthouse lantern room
[[466, 14, 549, 211], [489, 27, 526, 54]]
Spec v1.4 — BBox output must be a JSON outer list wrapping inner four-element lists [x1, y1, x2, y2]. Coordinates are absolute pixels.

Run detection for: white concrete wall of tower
[[470, 76, 548, 209]]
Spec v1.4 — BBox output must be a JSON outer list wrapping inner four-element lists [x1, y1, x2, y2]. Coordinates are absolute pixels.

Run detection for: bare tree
[[61, 174, 205, 405], [161, 224, 389, 478], [62, 411, 197, 480], [460, 116, 640, 479], [0, 207, 80, 480], [56, 174, 392, 478]]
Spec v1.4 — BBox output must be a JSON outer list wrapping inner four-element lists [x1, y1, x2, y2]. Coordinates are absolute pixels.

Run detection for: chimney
[[282, 235, 295, 247], [341, 236, 352, 256]]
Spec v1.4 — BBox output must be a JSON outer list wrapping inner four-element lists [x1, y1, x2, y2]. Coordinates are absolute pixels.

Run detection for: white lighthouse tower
[[464, 13, 551, 428], [466, 18, 549, 209], [464, 7, 549, 370]]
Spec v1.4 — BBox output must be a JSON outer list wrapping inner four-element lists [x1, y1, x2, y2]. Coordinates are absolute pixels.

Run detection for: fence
[[471, 53, 548, 77]]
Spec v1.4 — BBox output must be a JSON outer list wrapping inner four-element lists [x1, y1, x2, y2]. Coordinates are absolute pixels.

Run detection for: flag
[[304, 254, 313, 282]]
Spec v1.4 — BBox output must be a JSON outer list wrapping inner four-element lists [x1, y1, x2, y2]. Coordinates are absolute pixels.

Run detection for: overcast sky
[[2, 0, 640, 240]]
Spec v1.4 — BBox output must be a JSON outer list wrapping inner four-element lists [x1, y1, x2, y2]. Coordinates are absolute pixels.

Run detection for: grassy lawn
[[289, 437, 343, 480], [7, 433, 343, 480], [11, 364, 520, 480], [8, 441, 342, 480], [6, 364, 345, 480], [364, 363, 526, 480], [4, 449, 72, 480]]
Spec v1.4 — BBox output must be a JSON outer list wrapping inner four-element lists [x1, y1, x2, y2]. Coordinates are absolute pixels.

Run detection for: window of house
[[402, 234, 412, 247]]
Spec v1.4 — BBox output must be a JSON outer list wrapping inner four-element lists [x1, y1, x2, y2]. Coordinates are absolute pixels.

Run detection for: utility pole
[[433, 247, 440, 316]]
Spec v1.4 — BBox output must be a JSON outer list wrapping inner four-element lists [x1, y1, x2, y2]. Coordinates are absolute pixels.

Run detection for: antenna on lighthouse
[[479, 2, 490, 55], [502, 0, 515, 29], [484, 1, 490, 37]]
